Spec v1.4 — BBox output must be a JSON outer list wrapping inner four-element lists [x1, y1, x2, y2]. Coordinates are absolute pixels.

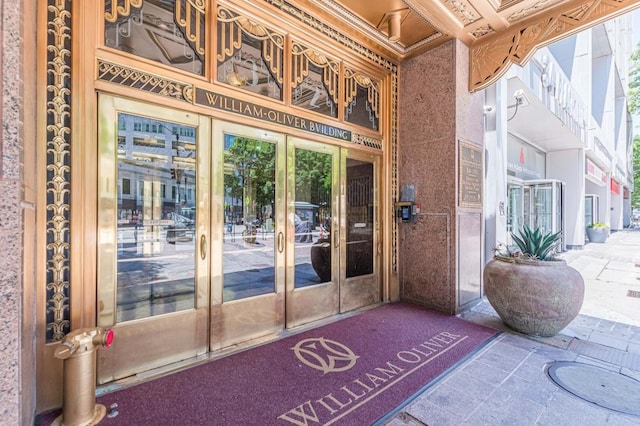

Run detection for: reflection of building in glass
[[117, 113, 196, 226], [104, 0, 204, 75]]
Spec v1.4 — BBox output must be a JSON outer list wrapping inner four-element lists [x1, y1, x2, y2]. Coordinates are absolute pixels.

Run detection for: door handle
[[200, 234, 207, 260], [277, 232, 284, 253]]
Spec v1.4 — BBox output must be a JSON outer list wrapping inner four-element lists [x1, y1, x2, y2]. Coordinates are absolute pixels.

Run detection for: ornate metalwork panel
[[97, 59, 194, 103], [46, 0, 72, 343], [216, 6, 284, 100], [352, 134, 382, 150], [469, 0, 637, 92], [291, 41, 339, 118], [104, 0, 205, 76], [344, 67, 379, 132]]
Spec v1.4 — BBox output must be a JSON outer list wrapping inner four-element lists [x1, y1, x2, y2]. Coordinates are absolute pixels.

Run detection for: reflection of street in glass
[[116, 221, 330, 318], [116, 226, 196, 322]]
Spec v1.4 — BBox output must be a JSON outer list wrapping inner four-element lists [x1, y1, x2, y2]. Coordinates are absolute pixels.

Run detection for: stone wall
[[398, 40, 484, 314], [0, 0, 37, 423]]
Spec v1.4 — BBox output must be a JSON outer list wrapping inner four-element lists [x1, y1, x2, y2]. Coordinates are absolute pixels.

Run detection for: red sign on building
[[610, 178, 620, 195]]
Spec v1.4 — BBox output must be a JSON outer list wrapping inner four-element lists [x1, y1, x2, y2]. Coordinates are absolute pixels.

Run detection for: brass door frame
[[340, 150, 381, 313], [210, 121, 287, 350], [285, 137, 341, 328], [96, 95, 210, 383]]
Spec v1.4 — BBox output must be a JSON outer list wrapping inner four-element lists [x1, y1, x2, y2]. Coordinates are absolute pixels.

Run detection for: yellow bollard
[[53, 327, 114, 426]]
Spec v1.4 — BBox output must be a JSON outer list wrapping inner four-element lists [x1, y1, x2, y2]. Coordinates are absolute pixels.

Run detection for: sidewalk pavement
[[385, 229, 640, 426]]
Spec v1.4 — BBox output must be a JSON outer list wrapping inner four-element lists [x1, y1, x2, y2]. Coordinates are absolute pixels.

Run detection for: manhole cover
[[547, 361, 640, 415]]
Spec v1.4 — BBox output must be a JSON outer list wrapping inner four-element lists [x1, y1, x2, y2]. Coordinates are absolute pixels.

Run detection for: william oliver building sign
[[195, 88, 352, 142]]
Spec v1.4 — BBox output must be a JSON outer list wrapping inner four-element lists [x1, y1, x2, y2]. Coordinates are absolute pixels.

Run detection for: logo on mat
[[292, 337, 359, 374]]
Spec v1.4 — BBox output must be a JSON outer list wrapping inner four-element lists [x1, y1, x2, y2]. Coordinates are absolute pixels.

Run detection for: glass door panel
[[507, 182, 523, 245], [211, 122, 286, 350], [286, 138, 339, 328], [223, 137, 277, 301], [97, 95, 209, 383], [532, 184, 553, 235], [340, 152, 380, 312], [293, 148, 333, 288]]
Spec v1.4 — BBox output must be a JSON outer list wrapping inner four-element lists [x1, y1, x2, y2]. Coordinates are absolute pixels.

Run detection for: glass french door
[[97, 102, 380, 381], [285, 138, 340, 328], [97, 95, 210, 383], [340, 153, 380, 312], [507, 180, 524, 245], [211, 121, 286, 349]]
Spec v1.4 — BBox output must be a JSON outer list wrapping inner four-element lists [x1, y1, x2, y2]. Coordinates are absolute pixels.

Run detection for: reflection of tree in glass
[[225, 137, 276, 222], [295, 149, 332, 222]]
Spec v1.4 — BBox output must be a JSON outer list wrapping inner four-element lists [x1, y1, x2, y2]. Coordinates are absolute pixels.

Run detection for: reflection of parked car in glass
[[166, 212, 195, 244]]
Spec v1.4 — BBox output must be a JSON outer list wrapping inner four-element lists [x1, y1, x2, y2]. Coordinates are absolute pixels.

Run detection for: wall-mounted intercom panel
[[395, 201, 421, 223], [396, 184, 420, 223]]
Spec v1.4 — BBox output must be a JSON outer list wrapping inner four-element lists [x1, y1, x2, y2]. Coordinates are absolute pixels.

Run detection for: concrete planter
[[586, 227, 609, 243], [484, 256, 585, 337]]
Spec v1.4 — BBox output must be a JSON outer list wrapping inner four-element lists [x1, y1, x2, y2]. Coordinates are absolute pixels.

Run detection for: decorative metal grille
[[46, 0, 72, 342], [97, 60, 194, 103]]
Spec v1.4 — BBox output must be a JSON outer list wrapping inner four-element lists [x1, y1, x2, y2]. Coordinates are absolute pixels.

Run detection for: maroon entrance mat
[[46, 303, 498, 425]]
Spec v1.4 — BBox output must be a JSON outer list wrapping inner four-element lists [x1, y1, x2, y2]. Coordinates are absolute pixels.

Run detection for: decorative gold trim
[[97, 60, 194, 102], [442, 0, 481, 25], [391, 72, 398, 273], [508, 0, 556, 22], [469, 0, 638, 92], [291, 41, 340, 105], [216, 6, 285, 85], [470, 24, 494, 39], [344, 68, 380, 120], [104, 0, 143, 23], [263, 0, 397, 73], [46, 0, 72, 342], [352, 133, 383, 150], [175, 0, 206, 58]]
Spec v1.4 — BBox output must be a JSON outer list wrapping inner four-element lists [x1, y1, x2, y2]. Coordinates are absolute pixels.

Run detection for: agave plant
[[511, 224, 562, 260]]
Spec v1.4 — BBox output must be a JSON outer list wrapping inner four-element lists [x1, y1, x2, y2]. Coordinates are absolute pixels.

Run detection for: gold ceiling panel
[[309, 0, 640, 89]]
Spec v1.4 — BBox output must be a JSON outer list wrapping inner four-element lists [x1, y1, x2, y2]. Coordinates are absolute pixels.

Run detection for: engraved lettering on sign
[[459, 140, 483, 207], [195, 87, 351, 141]]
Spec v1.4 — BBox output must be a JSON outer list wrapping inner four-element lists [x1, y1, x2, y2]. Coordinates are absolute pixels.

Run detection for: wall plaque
[[459, 140, 483, 208], [194, 87, 352, 141]]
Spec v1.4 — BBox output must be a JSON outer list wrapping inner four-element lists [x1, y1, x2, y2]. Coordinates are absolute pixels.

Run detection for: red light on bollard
[[105, 328, 114, 347]]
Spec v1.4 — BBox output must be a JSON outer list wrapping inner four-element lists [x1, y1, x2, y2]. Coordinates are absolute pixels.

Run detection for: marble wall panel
[[398, 40, 485, 314], [400, 213, 452, 311], [398, 41, 459, 313]]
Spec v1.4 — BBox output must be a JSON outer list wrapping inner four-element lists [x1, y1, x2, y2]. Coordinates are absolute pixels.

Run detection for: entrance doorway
[[96, 96, 380, 382]]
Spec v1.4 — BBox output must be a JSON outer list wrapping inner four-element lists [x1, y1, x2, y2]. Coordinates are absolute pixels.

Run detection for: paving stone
[[474, 347, 526, 373], [405, 385, 472, 425], [588, 329, 632, 350], [460, 359, 512, 386], [569, 338, 627, 366], [383, 411, 428, 426], [535, 391, 610, 426], [421, 378, 493, 416], [463, 393, 545, 426], [403, 398, 464, 426]]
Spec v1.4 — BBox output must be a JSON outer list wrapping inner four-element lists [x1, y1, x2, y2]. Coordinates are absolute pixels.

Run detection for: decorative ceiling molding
[[262, 0, 640, 90], [469, 24, 494, 38], [441, 0, 481, 25], [507, 0, 557, 22], [469, 0, 640, 92], [313, 0, 407, 53]]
